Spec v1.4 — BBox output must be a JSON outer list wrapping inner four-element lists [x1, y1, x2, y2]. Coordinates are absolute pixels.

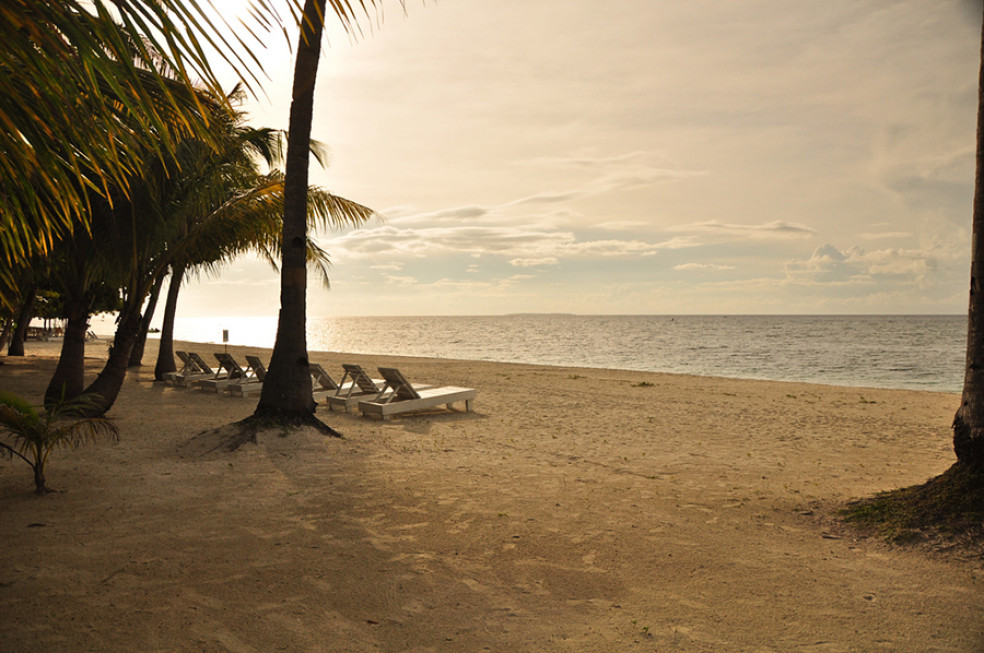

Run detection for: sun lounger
[[225, 355, 267, 397], [309, 363, 343, 395], [162, 350, 194, 385], [166, 351, 215, 387], [357, 367, 475, 420], [322, 364, 389, 413], [196, 353, 249, 392]]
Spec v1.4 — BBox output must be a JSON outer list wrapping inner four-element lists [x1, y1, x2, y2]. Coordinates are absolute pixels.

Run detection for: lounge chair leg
[[464, 399, 473, 412]]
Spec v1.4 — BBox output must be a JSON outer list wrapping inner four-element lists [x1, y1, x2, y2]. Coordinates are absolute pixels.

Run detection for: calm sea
[[158, 314, 966, 393]]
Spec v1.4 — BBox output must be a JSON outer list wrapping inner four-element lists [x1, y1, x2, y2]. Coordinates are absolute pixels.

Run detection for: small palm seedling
[[0, 392, 119, 494]]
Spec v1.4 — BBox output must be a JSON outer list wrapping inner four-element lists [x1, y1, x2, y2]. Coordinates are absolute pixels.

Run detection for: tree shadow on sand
[[840, 463, 984, 558]]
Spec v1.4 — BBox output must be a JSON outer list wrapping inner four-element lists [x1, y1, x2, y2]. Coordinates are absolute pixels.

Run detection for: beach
[[1, 339, 982, 652]]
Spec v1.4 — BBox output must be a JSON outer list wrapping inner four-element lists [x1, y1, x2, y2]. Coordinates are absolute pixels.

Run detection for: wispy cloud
[[674, 220, 817, 239], [509, 257, 559, 267], [674, 263, 736, 271], [332, 225, 697, 262]]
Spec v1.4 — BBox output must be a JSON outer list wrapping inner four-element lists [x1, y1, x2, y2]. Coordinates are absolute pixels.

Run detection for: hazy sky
[[177, 0, 983, 317]]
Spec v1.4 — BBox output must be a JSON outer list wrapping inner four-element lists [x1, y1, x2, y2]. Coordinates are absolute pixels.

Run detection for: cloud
[[333, 224, 698, 262], [674, 263, 736, 271], [370, 263, 404, 271], [384, 275, 418, 286], [509, 257, 559, 267], [858, 231, 913, 240], [596, 220, 652, 231], [784, 243, 938, 286], [675, 220, 817, 239]]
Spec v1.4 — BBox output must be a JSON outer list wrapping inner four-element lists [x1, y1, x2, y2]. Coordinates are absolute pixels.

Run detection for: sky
[[175, 0, 984, 317]]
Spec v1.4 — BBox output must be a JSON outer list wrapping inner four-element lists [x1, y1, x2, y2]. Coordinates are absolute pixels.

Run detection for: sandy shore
[[1, 338, 982, 652]]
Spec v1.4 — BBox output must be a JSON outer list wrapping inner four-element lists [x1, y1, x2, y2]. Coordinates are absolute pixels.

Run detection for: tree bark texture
[[155, 265, 184, 381], [954, 4, 984, 468], [254, 0, 324, 419]]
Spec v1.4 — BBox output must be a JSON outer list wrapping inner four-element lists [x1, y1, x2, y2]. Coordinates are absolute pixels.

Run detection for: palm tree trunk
[[254, 0, 324, 421], [0, 319, 12, 354], [953, 4, 984, 469], [155, 264, 185, 381], [80, 304, 143, 416], [129, 271, 165, 367], [8, 285, 36, 356], [45, 293, 91, 404]]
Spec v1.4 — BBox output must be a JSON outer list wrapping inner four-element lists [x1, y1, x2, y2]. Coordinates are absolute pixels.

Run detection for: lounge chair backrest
[[245, 355, 266, 382], [341, 364, 380, 396], [175, 351, 193, 372], [214, 353, 245, 378], [188, 352, 214, 374], [377, 367, 421, 401], [309, 364, 338, 391]]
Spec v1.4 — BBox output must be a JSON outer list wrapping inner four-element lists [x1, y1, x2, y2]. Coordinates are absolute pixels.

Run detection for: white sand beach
[[1, 338, 981, 652]]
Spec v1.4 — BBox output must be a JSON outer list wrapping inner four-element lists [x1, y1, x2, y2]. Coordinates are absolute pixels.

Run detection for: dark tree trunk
[[128, 272, 165, 367], [254, 0, 324, 421], [155, 264, 184, 381], [953, 4, 984, 469], [80, 307, 143, 416], [0, 319, 12, 354], [44, 293, 91, 404], [8, 286, 37, 356]]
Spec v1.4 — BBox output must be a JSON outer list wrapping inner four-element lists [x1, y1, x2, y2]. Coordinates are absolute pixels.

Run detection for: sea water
[[161, 314, 965, 393]]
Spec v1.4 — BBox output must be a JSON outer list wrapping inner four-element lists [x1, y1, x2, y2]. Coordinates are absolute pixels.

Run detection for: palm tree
[[0, 391, 119, 494], [843, 5, 984, 541], [954, 2, 984, 469], [152, 173, 375, 381], [0, 0, 287, 273], [255, 0, 383, 427]]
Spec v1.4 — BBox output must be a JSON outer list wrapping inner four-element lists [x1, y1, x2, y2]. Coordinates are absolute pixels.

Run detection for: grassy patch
[[841, 463, 984, 553]]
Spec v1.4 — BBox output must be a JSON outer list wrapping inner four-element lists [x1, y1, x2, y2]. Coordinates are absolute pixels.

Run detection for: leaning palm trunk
[[155, 263, 185, 381], [254, 0, 324, 422], [129, 271, 165, 367], [80, 308, 143, 416], [953, 5, 984, 469]]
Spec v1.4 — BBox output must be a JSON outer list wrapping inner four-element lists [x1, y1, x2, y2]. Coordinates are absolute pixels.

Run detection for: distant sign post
[[223, 329, 229, 353]]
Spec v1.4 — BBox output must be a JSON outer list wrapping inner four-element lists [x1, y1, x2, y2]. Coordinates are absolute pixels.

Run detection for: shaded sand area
[[1, 338, 983, 652]]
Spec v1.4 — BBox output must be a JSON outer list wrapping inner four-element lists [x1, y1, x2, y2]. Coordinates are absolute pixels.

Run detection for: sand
[[1, 338, 982, 652]]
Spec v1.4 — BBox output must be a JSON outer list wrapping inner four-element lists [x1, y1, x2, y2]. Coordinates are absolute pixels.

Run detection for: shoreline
[[1, 339, 982, 651], [21, 334, 967, 396]]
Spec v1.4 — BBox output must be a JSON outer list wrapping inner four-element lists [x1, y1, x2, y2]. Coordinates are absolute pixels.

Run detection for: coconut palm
[[0, 391, 119, 494], [0, 0, 377, 304], [954, 2, 984, 469], [152, 173, 375, 382], [256, 0, 375, 426]]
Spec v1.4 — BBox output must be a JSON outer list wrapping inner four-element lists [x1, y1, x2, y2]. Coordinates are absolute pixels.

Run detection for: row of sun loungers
[[163, 351, 476, 419]]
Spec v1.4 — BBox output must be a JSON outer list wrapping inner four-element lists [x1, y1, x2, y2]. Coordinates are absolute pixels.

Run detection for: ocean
[[153, 314, 966, 394]]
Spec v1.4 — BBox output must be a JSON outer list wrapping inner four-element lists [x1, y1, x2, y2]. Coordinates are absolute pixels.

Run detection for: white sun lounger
[[162, 350, 194, 385], [166, 351, 215, 387], [323, 364, 388, 413], [225, 355, 266, 397], [358, 367, 475, 420], [196, 353, 249, 392]]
